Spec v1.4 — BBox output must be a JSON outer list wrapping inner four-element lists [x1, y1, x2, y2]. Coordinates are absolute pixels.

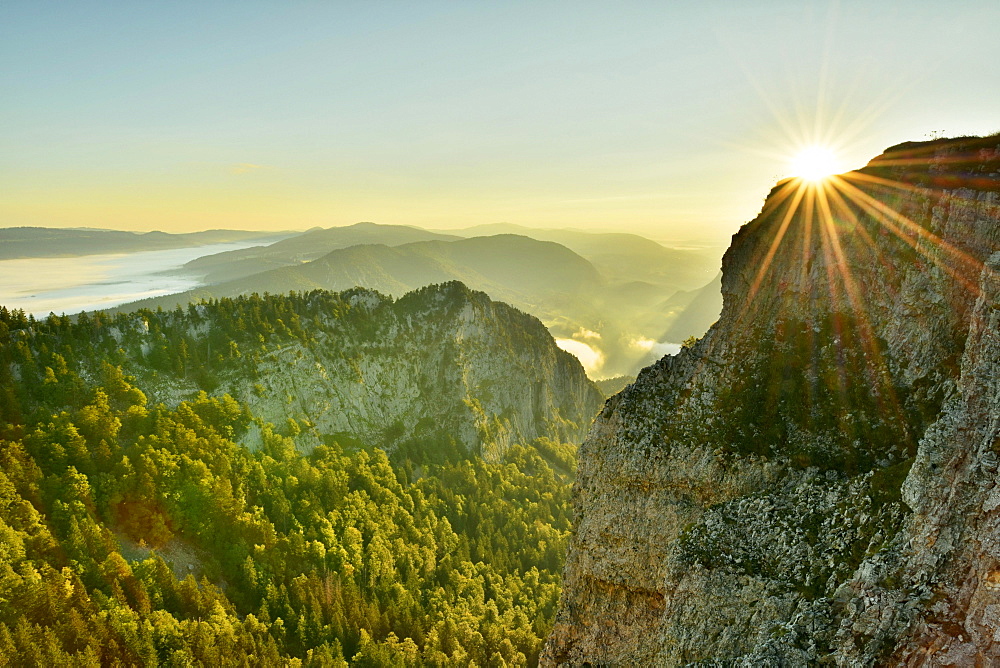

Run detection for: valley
[[6, 222, 725, 380], [0, 237, 292, 317], [4, 3, 997, 665], [2, 133, 998, 666]]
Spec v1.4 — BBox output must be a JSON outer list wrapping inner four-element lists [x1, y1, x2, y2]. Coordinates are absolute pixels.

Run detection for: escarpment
[[53, 281, 603, 462], [543, 135, 1000, 665]]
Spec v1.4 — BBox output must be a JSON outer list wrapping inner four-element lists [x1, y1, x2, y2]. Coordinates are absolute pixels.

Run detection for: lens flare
[[790, 146, 842, 182], [733, 137, 994, 475]]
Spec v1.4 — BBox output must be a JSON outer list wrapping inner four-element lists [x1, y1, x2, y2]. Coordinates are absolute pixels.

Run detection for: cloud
[[230, 163, 269, 174], [629, 337, 682, 358], [555, 338, 604, 377], [575, 327, 602, 341]]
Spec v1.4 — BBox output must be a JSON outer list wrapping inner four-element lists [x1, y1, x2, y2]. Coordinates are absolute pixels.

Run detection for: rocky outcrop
[[544, 135, 1000, 665], [234, 282, 603, 458], [135, 281, 603, 460]]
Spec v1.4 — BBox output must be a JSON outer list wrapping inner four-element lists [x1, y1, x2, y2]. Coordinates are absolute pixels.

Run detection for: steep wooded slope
[[15, 282, 602, 462], [0, 282, 598, 665]]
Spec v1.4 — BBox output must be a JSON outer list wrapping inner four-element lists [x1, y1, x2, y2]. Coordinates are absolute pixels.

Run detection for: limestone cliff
[[82, 282, 603, 461], [226, 282, 604, 459], [544, 135, 1000, 665]]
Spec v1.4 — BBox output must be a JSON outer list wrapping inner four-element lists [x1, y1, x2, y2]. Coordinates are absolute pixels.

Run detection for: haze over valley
[[2, 2, 998, 666], [5, 222, 724, 380], [0, 231, 292, 317]]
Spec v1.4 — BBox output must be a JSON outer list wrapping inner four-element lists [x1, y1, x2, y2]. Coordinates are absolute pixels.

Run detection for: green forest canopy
[[0, 298, 580, 666]]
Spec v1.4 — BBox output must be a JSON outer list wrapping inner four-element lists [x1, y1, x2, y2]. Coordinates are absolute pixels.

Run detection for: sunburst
[[745, 139, 987, 310], [734, 133, 992, 464], [789, 145, 844, 182]]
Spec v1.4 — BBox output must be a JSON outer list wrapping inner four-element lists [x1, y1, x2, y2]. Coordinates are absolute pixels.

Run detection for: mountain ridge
[[8, 281, 602, 463], [182, 222, 462, 283], [109, 232, 716, 379], [0, 226, 294, 259], [0, 280, 599, 664]]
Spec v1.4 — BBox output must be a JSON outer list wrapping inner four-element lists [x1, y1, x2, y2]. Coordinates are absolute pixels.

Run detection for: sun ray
[[817, 180, 877, 345], [826, 178, 921, 432], [823, 175, 901, 283], [835, 174, 985, 292], [745, 180, 809, 306], [798, 182, 817, 313], [813, 0, 840, 147], [796, 178, 912, 446], [814, 181, 843, 293], [815, 185, 861, 427]]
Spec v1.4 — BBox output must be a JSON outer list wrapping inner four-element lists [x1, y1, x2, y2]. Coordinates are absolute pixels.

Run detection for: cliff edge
[[543, 135, 1000, 665]]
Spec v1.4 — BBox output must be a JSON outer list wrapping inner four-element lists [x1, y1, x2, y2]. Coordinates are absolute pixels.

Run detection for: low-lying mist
[[0, 240, 277, 317], [554, 326, 684, 380]]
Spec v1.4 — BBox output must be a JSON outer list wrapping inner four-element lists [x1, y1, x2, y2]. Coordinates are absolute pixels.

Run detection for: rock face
[[543, 135, 1000, 665], [231, 282, 603, 458], [136, 281, 603, 460]]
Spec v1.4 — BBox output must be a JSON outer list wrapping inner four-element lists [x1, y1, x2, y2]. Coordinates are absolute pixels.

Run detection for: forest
[[0, 294, 582, 666]]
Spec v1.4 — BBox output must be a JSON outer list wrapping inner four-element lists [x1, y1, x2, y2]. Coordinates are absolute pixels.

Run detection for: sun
[[790, 145, 842, 182]]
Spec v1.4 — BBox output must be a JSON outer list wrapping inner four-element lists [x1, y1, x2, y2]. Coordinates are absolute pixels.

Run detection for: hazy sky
[[2, 1, 998, 242]]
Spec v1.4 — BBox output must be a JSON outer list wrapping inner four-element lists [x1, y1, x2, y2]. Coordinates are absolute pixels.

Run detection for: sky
[[2, 1, 998, 243]]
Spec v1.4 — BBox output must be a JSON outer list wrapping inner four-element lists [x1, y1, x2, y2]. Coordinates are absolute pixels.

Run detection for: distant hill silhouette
[[183, 222, 461, 283], [443, 223, 715, 292], [659, 272, 723, 342], [120, 234, 601, 313], [0, 226, 292, 259], [109, 223, 723, 378]]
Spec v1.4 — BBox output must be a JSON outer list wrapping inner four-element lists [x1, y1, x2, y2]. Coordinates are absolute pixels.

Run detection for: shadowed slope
[[182, 222, 461, 283]]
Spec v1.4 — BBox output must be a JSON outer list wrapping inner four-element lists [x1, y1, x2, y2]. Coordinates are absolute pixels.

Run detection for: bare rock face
[[109, 281, 603, 461], [543, 135, 1000, 666], [225, 282, 604, 459]]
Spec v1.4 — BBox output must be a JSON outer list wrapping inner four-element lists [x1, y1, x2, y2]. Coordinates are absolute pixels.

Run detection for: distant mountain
[[659, 272, 723, 342], [182, 222, 461, 283], [118, 234, 601, 321], [0, 226, 293, 259], [113, 231, 721, 378], [443, 223, 718, 292], [183, 221, 719, 294], [281, 234, 601, 300], [8, 225, 722, 377]]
